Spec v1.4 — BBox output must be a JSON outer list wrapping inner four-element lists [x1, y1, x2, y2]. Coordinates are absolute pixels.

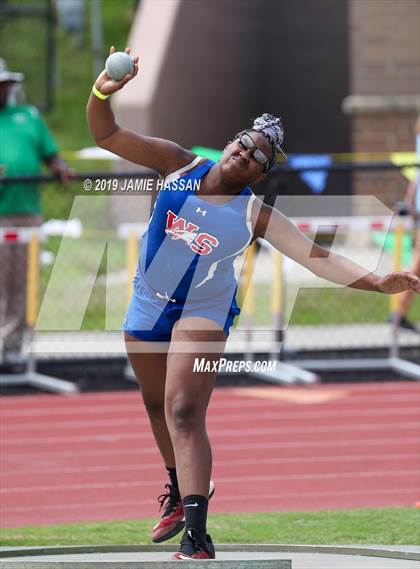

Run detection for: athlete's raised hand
[[94, 46, 139, 96], [376, 271, 420, 294]]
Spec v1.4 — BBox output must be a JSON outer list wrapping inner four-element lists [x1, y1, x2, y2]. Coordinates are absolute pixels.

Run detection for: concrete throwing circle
[[0, 544, 419, 568]]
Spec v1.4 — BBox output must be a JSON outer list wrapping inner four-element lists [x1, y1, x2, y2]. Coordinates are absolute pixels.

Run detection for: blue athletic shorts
[[123, 275, 241, 342]]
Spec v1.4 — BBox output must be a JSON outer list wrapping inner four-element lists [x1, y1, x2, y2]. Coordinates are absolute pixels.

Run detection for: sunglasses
[[237, 132, 271, 170]]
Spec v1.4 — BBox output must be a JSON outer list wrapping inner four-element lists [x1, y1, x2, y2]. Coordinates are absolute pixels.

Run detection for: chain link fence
[[0, 162, 419, 362], [0, 0, 56, 111]]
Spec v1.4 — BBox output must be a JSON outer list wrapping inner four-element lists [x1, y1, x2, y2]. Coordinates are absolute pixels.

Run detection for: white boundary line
[[2, 436, 418, 460], [1, 469, 418, 494], [2, 393, 418, 416], [2, 405, 418, 431], [1, 453, 416, 476], [1, 421, 418, 446], [2, 487, 418, 514]]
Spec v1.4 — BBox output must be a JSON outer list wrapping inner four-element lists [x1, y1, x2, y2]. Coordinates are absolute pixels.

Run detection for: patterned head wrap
[[234, 113, 285, 171], [251, 113, 285, 170]]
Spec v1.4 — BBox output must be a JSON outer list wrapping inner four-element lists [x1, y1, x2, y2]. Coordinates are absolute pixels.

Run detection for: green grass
[[0, 0, 135, 150], [0, 0, 132, 235], [42, 159, 113, 219], [38, 234, 127, 331], [47, 0, 135, 150], [1, 508, 418, 547], [36, 257, 418, 332], [237, 283, 419, 326], [289, 287, 419, 325], [2, 2, 418, 330]]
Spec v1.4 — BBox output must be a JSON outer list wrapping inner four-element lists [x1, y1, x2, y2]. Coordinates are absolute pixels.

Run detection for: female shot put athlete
[[87, 48, 420, 560]]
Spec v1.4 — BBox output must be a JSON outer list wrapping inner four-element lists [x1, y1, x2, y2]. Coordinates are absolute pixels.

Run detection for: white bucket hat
[[0, 59, 24, 83]]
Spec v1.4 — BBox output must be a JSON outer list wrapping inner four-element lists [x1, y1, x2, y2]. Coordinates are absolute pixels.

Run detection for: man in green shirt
[[0, 59, 73, 365]]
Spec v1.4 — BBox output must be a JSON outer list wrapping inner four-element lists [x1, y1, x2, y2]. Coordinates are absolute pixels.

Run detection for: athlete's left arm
[[252, 201, 420, 294]]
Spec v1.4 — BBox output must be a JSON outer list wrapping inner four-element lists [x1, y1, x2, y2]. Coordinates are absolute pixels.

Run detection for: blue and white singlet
[[124, 157, 257, 339]]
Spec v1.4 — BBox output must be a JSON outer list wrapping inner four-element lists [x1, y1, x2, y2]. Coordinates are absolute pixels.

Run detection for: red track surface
[[1, 381, 419, 528]]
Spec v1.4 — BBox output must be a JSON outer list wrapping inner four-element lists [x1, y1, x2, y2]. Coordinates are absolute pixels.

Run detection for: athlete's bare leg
[[164, 317, 227, 498], [124, 333, 175, 467]]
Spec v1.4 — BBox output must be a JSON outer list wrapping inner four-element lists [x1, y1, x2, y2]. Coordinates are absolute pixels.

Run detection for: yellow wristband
[[92, 85, 110, 100]]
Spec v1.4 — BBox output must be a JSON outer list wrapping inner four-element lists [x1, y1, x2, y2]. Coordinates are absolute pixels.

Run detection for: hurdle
[[121, 215, 418, 385], [233, 239, 320, 385], [281, 215, 420, 381], [0, 227, 78, 394], [241, 241, 256, 362], [388, 218, 420, 379], [121, 226, 318, 385], [120, 223, 140, 383]]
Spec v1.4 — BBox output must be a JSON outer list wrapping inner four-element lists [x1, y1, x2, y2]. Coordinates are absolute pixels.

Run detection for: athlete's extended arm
[[253, 202, 420, 295], [86, 47, 195, 177]]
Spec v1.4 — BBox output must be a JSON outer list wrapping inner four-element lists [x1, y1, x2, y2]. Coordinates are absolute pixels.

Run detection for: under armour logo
[[196, 207, 207, 216], [156, 291, 176, 303]]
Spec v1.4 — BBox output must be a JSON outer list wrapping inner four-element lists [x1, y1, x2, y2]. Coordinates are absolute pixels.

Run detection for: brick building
[[344, 0, 420, 207]]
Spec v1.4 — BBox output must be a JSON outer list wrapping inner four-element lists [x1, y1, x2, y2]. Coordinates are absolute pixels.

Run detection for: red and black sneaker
[[152, 480, 215, 544], [173, 528, 215, 560], [152, 483, 184, 543]]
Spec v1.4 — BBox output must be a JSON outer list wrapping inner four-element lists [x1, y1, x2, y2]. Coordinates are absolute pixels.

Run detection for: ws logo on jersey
[[165, 210, 219, 255]]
